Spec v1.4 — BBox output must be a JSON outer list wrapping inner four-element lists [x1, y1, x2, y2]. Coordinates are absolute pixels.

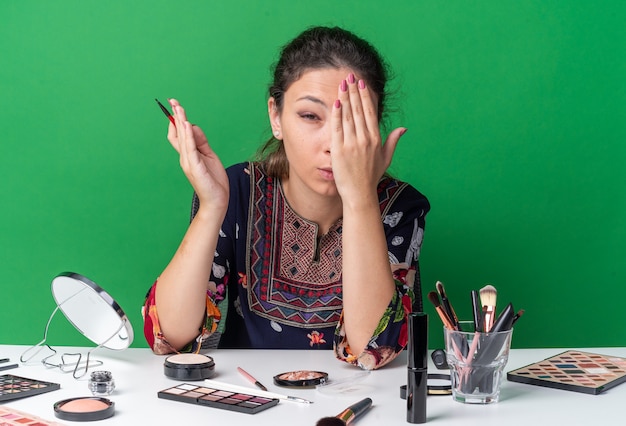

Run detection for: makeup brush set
[[427, 281, 523, 396]]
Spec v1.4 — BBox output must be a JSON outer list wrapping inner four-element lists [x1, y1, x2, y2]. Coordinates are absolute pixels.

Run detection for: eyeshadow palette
[[0, 374, 61, 402], [158, 383, 280, 414], [0, 405, 65, 425], [507, 350, 626, 395]]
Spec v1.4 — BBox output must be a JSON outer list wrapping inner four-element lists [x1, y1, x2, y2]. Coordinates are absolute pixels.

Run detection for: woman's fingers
[[356, 79, 379, 138], [382, 127, 407, 169], [345, 73, 368, 141]]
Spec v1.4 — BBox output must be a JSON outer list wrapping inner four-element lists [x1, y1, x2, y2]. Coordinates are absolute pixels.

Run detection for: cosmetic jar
[[164, 353, 216, 381], [273, 370, 328, 388], [88, 370, 115, 396], [54, 397, 115, 421]]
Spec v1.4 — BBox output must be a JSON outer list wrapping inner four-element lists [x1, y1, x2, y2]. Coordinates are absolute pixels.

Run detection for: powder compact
[[273, 370, 328, 388], [164, 353, 216, 381], [53, 397, 115, 421]]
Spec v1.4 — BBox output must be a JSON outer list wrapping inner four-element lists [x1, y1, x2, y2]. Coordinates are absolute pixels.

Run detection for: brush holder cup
[[444, 322, 513, 404]]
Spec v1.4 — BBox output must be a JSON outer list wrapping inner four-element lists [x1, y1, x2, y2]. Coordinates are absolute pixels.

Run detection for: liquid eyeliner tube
[[407, 312, 428, 423]]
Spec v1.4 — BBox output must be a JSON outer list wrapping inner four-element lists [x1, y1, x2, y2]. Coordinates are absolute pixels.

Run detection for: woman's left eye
[[299, 113, 320, 121]]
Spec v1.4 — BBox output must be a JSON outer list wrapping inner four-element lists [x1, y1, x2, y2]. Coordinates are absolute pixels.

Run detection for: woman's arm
[[330, 74, 408, 354], [153, 99, 230, 350]]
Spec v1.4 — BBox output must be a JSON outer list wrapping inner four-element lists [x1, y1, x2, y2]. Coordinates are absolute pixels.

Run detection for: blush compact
[[273, 370, 328, 388], [54, 397, 115, 421], [164, 353, 216, 381]]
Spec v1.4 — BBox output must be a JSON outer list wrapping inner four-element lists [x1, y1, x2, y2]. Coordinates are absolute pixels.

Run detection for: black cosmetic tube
[[407, 312, 428, 423]]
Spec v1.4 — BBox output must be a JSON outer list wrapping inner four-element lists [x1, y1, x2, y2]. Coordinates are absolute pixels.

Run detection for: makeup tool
[[204, 378, 313, 404], [511, 309, 525, 326], [163, 353, 216, 381], [479, 285, 497, 332], [237, 366, 268, 391], [0, 374, 60, 402], [470, 290, 483, 332], [407, 312, 428, 424], [507, 350, 626, 395], [159, 383, 280, 414], [436, 281, 458, 328], [426, 292, 455, 330], [155, 98, 176, 127], [88, 370, 115, 396], [0, 363, 18, 371], [315, 397, 373, 426], [489, 302, 514, 333], [428, 290, 468, 358], [53, 397, 115, 421], [0, 358, 10, 363], [0, 406, 65, 426], [273, 370, 328, 388]]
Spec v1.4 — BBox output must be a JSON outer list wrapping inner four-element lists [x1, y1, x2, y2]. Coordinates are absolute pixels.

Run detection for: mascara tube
[[407, 312, 428, 424]]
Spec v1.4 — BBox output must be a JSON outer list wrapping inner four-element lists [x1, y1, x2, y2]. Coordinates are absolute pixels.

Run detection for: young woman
[[143, 26, 430, 370]]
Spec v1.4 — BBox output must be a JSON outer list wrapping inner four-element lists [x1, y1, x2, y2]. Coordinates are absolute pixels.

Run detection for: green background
[[1, 1, 624, 350]]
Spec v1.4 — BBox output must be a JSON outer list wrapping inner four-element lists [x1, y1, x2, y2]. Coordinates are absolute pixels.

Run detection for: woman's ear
[[267, 97, 282, 140]]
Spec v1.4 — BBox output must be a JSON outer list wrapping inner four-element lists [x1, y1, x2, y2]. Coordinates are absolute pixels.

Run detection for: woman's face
[[268, 67, 376, 199]]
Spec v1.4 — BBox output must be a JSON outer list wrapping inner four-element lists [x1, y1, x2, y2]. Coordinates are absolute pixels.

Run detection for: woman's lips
[[318, 168, 334, 180]]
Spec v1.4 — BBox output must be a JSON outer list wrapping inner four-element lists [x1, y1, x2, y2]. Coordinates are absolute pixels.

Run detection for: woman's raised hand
[[330, 74, 406, 203], [166, 99, 229, 213]]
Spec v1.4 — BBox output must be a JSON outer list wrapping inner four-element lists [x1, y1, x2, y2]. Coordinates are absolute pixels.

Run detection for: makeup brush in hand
[[479, 285, 497, 332], [316, 398, 373, 426]]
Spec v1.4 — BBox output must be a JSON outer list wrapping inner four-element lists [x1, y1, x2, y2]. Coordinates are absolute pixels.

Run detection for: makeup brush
[[470, 290, 483, 332], [316, 398, 373, 426], [427, 291, 455, 330], [436, 281, 459, 329], [511, 309, 525, 326], [479, 285, 497, 332]]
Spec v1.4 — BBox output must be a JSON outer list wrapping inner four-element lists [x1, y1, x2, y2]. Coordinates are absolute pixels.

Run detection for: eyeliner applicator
[[155, 98, 176, 127]]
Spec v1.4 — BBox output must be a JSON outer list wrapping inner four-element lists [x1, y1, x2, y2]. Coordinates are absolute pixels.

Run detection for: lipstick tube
[[407, 312, 428, 424]]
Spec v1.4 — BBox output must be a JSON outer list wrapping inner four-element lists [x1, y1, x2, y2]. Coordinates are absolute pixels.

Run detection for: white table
[[0, 345, 623, 425]]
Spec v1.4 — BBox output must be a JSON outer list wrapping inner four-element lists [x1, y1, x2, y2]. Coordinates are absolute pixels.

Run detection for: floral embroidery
[[307, 330, 326, 347], [383, 211, 403, 227]]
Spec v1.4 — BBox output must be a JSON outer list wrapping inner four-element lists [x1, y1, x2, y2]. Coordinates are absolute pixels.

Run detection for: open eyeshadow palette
[[0, 374, 61, 402], [0, 405, 65, 426], [507, 350, 626, 395], [158, 383, 280, 414]]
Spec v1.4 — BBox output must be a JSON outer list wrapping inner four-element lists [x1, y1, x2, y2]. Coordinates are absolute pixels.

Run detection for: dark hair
[[257, 26, 392, 178]]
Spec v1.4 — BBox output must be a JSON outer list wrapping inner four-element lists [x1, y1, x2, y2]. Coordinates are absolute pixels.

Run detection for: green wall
[[2, 1, 625, 350]]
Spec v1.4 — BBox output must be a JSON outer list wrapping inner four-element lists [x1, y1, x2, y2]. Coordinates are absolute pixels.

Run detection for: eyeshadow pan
[[158, 384, 279, 414]]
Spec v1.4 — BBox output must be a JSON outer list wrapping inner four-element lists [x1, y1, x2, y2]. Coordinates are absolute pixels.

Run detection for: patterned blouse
[[143, 162, 430, 370]]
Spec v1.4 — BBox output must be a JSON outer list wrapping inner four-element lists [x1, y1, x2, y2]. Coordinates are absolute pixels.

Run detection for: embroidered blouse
[[143, 162, 430, 370]]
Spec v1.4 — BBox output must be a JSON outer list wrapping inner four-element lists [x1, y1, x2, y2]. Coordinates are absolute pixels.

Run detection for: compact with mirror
[[20, 271, 134, 378]]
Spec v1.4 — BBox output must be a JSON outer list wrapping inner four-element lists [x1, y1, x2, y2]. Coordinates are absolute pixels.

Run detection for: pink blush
[[59, 398, 109, 413]]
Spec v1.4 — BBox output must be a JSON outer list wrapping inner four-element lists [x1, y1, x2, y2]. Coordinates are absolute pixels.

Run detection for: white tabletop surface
[[0, 345, 623, 425]]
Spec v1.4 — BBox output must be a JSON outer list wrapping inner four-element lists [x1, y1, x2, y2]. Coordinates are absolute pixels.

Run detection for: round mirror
[[51, 272, 133, 350]]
